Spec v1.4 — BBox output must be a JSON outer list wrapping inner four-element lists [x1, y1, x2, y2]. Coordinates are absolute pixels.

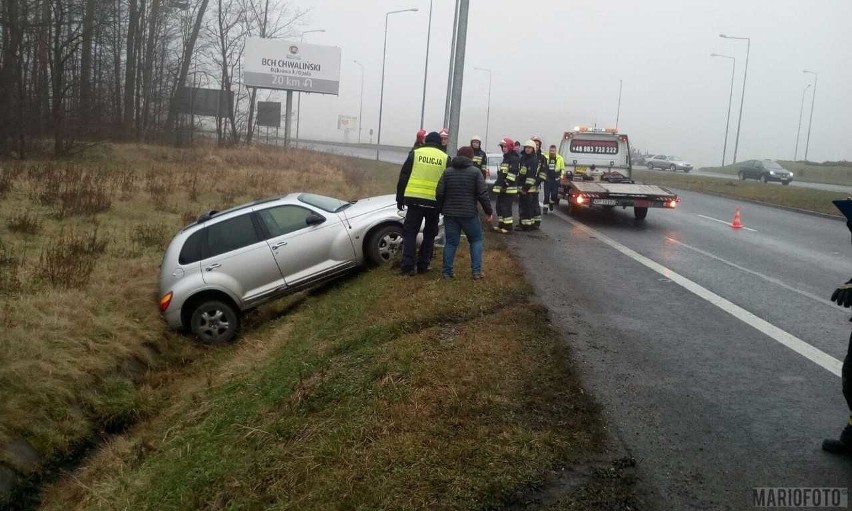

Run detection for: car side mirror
[[306, 212, 326, 226]]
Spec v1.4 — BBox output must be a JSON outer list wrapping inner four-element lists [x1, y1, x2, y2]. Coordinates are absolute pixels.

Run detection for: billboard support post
[[285, 91, 293, 149]]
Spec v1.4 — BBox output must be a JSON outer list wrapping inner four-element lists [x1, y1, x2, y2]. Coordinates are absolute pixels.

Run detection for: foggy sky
[[264, 0, 852, 167]]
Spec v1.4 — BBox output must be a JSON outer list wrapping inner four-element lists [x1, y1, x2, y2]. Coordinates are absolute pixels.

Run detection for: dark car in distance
[[736, 159, 794, 185]]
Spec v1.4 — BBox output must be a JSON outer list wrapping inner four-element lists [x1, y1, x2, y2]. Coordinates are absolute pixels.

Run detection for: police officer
[[518, 140, 538, 230], [492, 137, 519, 233], [823, 219, 852, 455], [396, 131, 448, 276], [470, 135, 488, 179], [543, 144, 565, 211]]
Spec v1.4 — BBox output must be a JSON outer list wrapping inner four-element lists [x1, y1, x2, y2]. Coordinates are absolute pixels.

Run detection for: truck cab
[[559, 127, 631, 181]]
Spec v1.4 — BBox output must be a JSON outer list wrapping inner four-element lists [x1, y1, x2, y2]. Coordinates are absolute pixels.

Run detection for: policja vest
[[404, 146, 448, 202]]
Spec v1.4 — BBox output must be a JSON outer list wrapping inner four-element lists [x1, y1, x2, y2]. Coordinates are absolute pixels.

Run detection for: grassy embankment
[[634, 169, 845, 217], [699, 160, 852, 186], [1, 143, 637, 509]]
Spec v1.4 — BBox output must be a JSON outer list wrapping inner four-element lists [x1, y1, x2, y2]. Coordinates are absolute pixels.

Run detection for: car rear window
[[205, 214, 260, 258], [179, 229, 205, 265]]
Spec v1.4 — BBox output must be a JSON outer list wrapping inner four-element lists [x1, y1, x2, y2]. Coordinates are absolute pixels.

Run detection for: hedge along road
[[505, 188, 852, 509]]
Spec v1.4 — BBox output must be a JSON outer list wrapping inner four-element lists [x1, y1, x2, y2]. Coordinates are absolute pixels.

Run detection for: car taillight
[[667, 200, 677, 208], [159, 291, 173, 312], [576, 195, 585, 204]]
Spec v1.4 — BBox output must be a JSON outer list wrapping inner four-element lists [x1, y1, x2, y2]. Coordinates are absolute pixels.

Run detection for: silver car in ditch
[[159, 192, 408, 343]]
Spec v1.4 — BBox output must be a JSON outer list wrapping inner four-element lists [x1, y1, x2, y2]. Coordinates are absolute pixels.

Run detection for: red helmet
[[498, 137, 514, 149], [416, 129, 427, 143], [439, 128, 449, 138]]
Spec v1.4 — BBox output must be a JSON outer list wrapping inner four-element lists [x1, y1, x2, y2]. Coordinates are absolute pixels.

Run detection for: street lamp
[[419, 0, 433, 130], [720, 34, 750, 164], [377, 7, 418, 160], [473, 67, 491, 147], [295, 29, 326, 144], [803, 70, 818, 162], [354, 60, 365, 144], [795, 82, 812, 161], [711, 53, 736, 167]]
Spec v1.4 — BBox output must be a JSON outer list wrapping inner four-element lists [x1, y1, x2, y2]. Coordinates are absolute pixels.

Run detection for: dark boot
[[822, 422, 852, 454]]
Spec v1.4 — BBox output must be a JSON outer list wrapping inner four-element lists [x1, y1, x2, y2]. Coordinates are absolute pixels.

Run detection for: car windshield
[[764, 161, 784, 170], [668, 156, 681, 161], [298, 193, 351, 213]]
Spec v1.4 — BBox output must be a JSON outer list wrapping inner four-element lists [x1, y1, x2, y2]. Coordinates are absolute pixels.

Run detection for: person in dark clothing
[[439, 128, 449, 154], [518, 140, 539, 230], [513, 140, 521, 155], [531, 136, 547, 227], [543, 144, 565, 211], [823, 217, 852, 455], [396, 131, 448, 276], [469, 135, 488, 179], [492, 137, 520, 233], [436, 146, 493, 279]]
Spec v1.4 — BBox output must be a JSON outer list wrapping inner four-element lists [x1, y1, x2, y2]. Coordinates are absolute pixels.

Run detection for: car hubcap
[[198, 309, 230, 341], [378, 232, 402, 261]]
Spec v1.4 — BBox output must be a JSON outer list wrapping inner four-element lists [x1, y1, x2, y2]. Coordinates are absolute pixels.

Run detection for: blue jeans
[[442, 216, 484, 277]]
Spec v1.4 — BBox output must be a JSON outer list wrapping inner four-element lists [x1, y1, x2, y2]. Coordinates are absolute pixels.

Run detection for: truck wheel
[[634, 207, 648, 220]]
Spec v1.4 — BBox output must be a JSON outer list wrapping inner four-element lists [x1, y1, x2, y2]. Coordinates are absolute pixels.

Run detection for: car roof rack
[[196, 210, 219, 223]]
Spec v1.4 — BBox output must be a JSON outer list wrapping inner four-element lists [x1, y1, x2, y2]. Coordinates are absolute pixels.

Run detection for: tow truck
[[557, 127, 678, 220]]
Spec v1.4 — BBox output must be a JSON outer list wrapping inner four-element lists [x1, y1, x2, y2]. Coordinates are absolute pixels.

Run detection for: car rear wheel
[[190, 300, 239, 344], [761, 174, 768, 183], [634, 207, 648, 220], [647, 164, 654, 170], [669, 164, 676, 171], [366, 224, 403, 265], [738, 171, 745, 181]]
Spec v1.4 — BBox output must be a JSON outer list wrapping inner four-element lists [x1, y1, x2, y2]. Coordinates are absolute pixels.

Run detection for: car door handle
[[205, 263, 221, 271], [271, 241, 287, 249]]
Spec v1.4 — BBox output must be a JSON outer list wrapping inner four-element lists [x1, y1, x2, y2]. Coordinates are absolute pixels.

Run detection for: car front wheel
[[761, 174, 768, 183], [669, 164, 676, 171], [782, 180, 790, 186], [190, 300, 239, 344], [738, 171, 745, 181], [366, 224, 403, 265]]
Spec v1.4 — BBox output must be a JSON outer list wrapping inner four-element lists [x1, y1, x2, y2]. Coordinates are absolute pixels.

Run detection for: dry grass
[[37, 237, 621, 510], [0, 142, 400, 506]]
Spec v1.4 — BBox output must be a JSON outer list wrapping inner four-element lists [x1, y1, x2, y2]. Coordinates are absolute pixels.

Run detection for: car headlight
[[788, 172, 794, 176], [769, 171, 776, 175]]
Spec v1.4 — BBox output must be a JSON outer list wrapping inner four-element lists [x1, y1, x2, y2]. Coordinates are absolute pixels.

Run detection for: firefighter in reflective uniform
[[492, 137, 519, 233], [518, 140, 539, 230], [470, 135, 488, 179], [396, 131, 448, 275], [531, 136, 547, 226], [543, 144, 565, 211]]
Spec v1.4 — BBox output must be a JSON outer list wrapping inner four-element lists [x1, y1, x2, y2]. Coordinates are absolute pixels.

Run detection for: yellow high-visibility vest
[[404, 146, 447, 201]]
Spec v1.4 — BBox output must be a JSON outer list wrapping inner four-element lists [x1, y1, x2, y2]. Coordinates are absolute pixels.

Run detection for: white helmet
[[470, 135, 482, 143]]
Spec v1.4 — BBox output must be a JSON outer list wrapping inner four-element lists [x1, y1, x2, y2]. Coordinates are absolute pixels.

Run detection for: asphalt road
[[506, 191, 852, 509], [658, 166, 852, 194]]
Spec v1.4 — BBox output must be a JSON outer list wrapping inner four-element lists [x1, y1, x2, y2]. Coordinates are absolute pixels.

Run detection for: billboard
[[177, 87, 233, 117], [243, 37, 342, 95], [257, 102, 281, 127], [337, 115, 357, 130]]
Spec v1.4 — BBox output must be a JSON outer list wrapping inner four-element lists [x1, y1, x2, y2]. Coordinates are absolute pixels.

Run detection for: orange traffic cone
[[731, 208, 743, 229]]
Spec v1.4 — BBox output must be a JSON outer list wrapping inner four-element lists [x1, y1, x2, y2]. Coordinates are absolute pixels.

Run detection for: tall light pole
[[377, 8, 418, 160], [803, 70, 818, 162], [446, 0, 469, 155], [294, 29, 326, 144], [720, 34, 750, 164], [354, 60, 365, 144], [711, 53, 736, 167], [794, 82, 812, 161], [474, 67, 491, 148], [615, 79, 623, 130], [443, 0, 460, 128], [419, 0, 433, 130]]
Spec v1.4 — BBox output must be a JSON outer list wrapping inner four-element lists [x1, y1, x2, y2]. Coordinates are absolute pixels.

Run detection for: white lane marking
[[554, 210, 843, 377], [664, 236, 837, 308], [697, 214, 758, 232]]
